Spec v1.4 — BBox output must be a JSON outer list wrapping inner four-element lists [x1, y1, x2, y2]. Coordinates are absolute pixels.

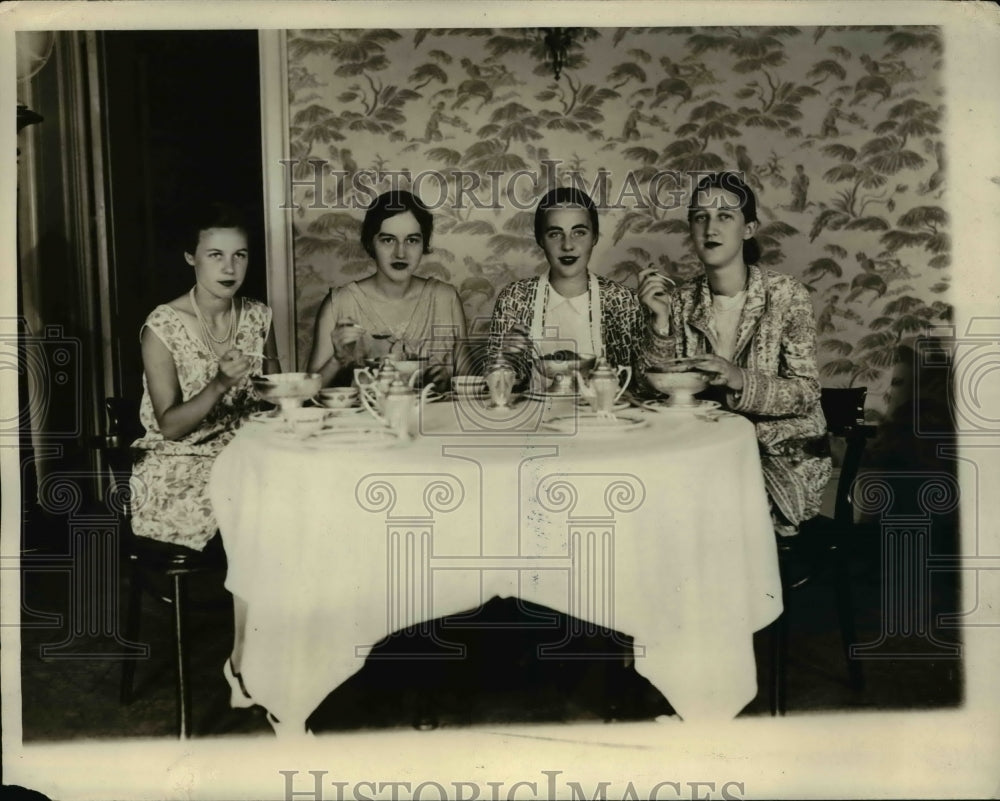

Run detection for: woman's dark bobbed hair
[[182, 201, 250, 255], [533, 186, 600, 247], [688, 172, 762, 266], [360, 190, 434, 258]]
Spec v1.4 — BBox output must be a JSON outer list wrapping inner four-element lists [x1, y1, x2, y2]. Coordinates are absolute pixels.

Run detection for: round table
[[209, 398, 782, 733]]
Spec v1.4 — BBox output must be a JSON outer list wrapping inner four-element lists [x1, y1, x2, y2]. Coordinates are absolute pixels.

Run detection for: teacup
[[534, 352, 597, 394], [390, 357, 429, 387], [282, 407, 328, 436], [318, 386, 359, 409], [452, 375, 486, 397]]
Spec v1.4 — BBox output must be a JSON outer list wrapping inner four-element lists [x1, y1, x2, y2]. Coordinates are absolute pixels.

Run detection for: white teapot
[[354, 357, 402, 414], [576, 356, 631, 416], [358, 376, 434, 437]]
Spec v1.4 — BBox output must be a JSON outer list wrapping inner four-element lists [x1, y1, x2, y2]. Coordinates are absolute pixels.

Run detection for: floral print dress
[[129, 299, 271, 550]]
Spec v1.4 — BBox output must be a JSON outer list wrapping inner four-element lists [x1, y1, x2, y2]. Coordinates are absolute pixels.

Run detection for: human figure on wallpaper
[[128, 201, 279, 717], [637, 172, 831, 537], [788, 164, 811, 212], [423, 101, 468, 142], [307, 190, 467, 390], [819, 98, 847, 137], [486, 186, 645, 389], [818, 97, 866, 138], [918, 139, 945, 197], [620, 101, 661, 142]]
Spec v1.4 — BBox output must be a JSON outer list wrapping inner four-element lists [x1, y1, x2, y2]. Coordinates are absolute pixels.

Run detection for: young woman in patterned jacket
[[639, 172, 831, 535], [486, 186, 646, 387]]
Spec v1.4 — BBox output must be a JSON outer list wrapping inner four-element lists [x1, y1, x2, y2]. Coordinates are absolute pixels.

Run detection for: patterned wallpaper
[[284, 26, 948, 418]]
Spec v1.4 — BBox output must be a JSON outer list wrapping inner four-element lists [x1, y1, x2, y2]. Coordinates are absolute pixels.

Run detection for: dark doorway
[[100, 30, 266, 405]]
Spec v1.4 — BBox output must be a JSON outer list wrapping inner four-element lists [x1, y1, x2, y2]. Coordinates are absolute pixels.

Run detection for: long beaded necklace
[[530, 272, 603, 357], [189, 286, 235, 352]]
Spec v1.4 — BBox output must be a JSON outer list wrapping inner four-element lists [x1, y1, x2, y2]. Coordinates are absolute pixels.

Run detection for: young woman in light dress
[[307, 190, 467, 391], [129, 201, 278, 722]]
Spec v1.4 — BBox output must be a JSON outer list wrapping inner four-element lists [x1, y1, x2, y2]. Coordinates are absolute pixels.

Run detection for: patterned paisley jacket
[[487, 274, 646, 379], [641, 265, 832, 532]]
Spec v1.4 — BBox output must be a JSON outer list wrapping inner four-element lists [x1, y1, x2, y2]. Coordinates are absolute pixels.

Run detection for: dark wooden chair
[[98, 397, 227, 738], [769, 386, 877, 715]]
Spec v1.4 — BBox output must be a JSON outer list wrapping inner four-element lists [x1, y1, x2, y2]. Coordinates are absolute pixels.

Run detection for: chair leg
[[769, 613, 788, 716], [120, 564, 143, 704], [172, 574, 192, 739], [832, 545, 865, 693]]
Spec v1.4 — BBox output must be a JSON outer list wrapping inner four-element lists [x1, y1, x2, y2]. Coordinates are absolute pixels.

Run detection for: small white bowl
[[534, 352, 597, 379], [644, 370, 709, 406], [318, 387, 359, 409], [282, 407, 329, 436], [252, 372, 323, 412]]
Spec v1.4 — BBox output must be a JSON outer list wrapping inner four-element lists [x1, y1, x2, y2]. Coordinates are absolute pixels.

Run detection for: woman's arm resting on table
[[142, 327, 250, 440], [729, 281, 822, 417]]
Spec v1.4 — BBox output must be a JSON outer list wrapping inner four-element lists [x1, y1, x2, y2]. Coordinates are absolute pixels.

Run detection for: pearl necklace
[[189, 286, 235, 350]]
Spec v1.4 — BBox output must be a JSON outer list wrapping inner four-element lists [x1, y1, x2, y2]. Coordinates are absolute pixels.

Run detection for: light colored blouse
[[530, 272, 603, 358], [327, 277, 466, 364], [539, 288, 597, 357], [711, 289, 748, 362]]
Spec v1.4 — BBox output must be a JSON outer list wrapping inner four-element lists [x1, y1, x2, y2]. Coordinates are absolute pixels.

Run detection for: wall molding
[[258, 30, 296, 371]]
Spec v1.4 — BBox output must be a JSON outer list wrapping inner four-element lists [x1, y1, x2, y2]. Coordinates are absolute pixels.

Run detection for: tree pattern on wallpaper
[[285, 26, 948, 417]]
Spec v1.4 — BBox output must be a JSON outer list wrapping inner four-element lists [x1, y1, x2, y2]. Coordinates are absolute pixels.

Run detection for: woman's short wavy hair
[[688, 172, 762, 266], [533, 186, 600, 247], [182, 201, 250, 255], [360, 190, 434, 258]]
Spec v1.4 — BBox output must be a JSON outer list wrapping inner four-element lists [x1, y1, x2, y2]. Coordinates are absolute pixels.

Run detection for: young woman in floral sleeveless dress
[[129, 201, 278, 719], [130, 203, 277, 548]]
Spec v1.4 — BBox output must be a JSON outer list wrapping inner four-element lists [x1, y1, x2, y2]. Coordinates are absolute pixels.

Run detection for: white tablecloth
[[209, 399, 782, 731]]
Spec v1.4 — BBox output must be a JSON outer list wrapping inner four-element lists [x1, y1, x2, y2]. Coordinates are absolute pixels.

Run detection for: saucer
[[317, 400, 361, 411], [576, 399, 629, 413], [322, 406, 364, 417], [541, 412, 650, 435], [523, 389, 580, 401], [246, 411, 282, 424], [453, 388, 489, 400], [302, 427, 400, 448], [642, 399, 721, 413]]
